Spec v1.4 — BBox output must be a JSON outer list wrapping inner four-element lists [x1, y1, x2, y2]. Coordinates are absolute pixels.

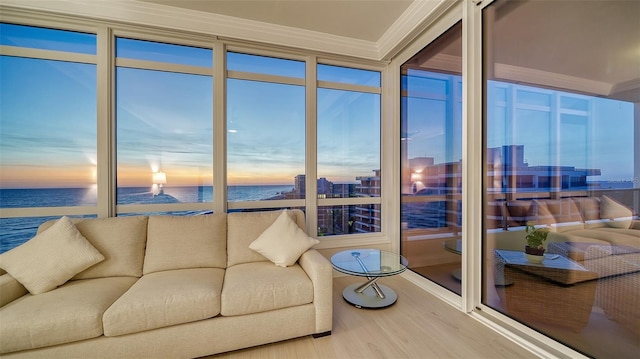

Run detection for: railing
[[402, 187, 640, 233]]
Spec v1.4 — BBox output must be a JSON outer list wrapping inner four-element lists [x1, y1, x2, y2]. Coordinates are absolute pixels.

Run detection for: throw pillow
[[600, 195, 633, 229], [0, 216, 104, 294], [249, 210, 319, 267]]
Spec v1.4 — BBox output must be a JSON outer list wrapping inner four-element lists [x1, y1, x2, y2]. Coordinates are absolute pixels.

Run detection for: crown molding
[[0, 0, 381, 60], [494, 63, 613, 97], [610, 78, 640, 103], [376, 0, 458, 61], [0, 0, 460, 62]]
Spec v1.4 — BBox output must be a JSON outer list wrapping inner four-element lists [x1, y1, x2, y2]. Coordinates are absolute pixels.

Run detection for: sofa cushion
[[0, 216, 105, 294], [143, 214, 226, 274], [531, 199, 583, 225], [581, 245, 640, 278], [221, 261, 313, 316], [600, 195, 634, 229], [572, 197, 601, 221], [227, 209, 306, 267], [37, 216, 148, 279], [0, 276, 136, 354], [588, 228, 640, 248], [250, 210, 319, 267], [103, 268, 224, 337], [506, 200, 533, 227], [549, 228, 639, 249]]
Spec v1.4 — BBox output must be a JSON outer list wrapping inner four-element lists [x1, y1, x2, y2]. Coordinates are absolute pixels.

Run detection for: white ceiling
[[138, 0, 414, 42], [0, 0, 439, 60]]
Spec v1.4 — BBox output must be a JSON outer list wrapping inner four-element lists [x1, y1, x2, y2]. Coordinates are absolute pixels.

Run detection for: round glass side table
[[331, 249, 408, 309]]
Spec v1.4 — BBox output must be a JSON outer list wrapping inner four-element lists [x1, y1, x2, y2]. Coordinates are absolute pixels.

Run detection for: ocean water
[[0, 185, 295, 253]]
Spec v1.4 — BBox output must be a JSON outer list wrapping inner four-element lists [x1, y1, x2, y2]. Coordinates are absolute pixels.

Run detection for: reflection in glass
[[483, 1, 639, 357], [400, 21, 462, 295], [116, 66, 213, 205]]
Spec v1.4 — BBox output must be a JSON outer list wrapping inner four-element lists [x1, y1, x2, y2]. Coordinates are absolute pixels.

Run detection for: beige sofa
[[489, 195, 639, 334], [0, 209, 333, 358], [489, 195, 639, 250]]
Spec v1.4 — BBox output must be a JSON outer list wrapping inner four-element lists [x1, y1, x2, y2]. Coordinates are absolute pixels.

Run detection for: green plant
[[525, 221, 550, 249]]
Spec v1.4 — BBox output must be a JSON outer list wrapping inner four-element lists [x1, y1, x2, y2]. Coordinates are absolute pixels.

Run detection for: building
[[487, 145, 601, 192], [354, 170, 382, 233]]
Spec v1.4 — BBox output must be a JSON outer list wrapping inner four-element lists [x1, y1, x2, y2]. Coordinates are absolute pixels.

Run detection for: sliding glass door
[[401, 22, 463, 295], [482, 1, 639, 357]]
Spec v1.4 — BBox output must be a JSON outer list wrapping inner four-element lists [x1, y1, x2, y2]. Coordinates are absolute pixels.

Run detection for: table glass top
[[495, 249, 588, 271], [331, 249, 408, 277], [494, 249, 597, 285]]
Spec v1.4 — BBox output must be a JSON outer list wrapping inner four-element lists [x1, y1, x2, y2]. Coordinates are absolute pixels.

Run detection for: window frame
[[0, 20, 99, 220], [0, 14, 390, 248], [113, 31, 215, 216]]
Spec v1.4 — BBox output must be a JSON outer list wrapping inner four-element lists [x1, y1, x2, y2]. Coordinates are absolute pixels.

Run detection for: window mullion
[[306, 55, 318, 236], [96, 24, 115, 218], [214, 41, 227, 214]]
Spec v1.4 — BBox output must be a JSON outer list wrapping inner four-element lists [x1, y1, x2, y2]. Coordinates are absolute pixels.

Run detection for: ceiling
[[406, 0, 640, 103], [138, 0, 414, 42]]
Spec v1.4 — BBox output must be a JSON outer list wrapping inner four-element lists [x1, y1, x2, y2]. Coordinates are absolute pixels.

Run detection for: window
[[400, 22, 463, 295], [226, 52, 305, 207], [0, 18, 386, 254], [482, 1, 639, 357], [317, 64, 381, 236], [115, 38, 213, 213], [0, 23, 97, 253]]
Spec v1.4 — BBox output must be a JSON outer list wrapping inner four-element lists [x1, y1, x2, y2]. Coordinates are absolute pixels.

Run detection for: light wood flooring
[[210, 275, 537, 359]]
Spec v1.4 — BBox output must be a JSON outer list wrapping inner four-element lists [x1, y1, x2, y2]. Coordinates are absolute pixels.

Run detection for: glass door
[[400, 22, 463, 295]]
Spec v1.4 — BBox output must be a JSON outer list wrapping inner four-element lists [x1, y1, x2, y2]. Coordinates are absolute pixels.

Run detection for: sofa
[[489, 195, 639, 250], [489, 195, 639, 334], [0, 209, 333, 358]]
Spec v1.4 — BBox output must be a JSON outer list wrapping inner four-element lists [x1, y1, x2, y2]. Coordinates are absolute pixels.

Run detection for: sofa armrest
[[298, 249, 333, 334], [0, 273, 28, 307]]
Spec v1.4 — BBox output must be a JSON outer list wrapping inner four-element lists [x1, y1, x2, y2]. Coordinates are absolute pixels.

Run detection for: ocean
[[0, 185, 295, 253]]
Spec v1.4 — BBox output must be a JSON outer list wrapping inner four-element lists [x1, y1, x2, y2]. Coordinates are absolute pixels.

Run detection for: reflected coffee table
[[331, 249, 408, 309]]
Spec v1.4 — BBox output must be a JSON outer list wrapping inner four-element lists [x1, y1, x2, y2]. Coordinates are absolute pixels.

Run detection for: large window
[[400, 22, 463, 295], [226, 52, 305, 208], [115, 38, 213, 214], [317, 64, 381, 236], [0, 19, 385, 254], [0, 24, 97, 253], [482, 1, 639, 357]]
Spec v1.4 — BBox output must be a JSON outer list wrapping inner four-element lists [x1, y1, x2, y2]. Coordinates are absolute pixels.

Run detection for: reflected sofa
[[490, 195, 639, 334], [0, 209, 333, 358]]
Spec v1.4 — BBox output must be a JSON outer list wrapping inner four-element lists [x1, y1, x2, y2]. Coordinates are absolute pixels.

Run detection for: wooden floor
[[210, 275, 537, 359]]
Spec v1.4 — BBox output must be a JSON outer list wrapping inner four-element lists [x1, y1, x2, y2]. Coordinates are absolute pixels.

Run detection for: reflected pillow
[[249, 210, 319, 267], [0, 216, 104, 294], [600, 195, 633, 229]]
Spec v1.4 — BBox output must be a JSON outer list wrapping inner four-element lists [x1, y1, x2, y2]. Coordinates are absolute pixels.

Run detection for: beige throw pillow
[[249, 210, 319, 267], [600, 195, 634, 229], [0, 216, 104, 294]]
